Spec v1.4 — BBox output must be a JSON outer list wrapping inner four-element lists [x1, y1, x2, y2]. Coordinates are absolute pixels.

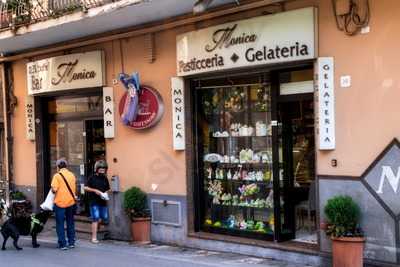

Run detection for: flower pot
[[130, 217, 151, 244], [331, 237, 365, 267]]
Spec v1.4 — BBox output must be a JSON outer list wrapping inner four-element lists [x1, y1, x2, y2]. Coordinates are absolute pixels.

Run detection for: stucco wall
[[9, 0, 400, 198]]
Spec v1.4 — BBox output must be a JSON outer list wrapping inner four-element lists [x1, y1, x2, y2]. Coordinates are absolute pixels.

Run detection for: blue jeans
[[90, 204, 109, 224], [54, 204, 76, 248]]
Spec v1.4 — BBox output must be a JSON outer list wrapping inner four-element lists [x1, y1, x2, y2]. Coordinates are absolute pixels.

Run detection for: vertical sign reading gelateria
[[317, 57, 335, 150], [171, 77, 185, 150]]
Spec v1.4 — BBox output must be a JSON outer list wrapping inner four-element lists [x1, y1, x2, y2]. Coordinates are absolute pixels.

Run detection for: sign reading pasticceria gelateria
[[27, 51, 105, 95], [176, 7, 317, 76]]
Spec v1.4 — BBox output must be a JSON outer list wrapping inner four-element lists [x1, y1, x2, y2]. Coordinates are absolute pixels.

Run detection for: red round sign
[[118, 85, 164, 129]]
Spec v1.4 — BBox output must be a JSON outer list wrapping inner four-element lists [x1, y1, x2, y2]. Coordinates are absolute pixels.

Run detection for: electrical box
[[111, 175, 120, 192]]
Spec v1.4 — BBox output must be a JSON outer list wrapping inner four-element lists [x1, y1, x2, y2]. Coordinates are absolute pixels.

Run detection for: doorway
[[277, 69, 316, 244], [42, 93, 105, 215]]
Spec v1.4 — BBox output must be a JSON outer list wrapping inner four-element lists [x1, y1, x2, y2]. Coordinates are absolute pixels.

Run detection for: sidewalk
[[0, 236, 319, 267]]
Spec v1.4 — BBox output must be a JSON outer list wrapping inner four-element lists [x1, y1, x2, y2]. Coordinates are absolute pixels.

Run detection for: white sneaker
[[91, 239, 99, 244]]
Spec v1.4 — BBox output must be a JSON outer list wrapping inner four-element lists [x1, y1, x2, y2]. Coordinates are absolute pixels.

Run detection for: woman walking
[[84, 160, 111, 243]]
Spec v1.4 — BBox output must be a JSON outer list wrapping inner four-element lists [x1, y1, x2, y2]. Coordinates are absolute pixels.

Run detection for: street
[[0, 237, 315, 267]]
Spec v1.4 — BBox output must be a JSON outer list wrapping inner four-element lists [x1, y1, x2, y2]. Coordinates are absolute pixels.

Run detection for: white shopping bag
[[40, 190, 55, 211]]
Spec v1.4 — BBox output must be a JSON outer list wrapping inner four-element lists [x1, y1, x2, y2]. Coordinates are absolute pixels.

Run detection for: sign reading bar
[[176, 7, 317, 76], [27, 51, 105, 95], [25, 96, 35, 140], [317, 57, 335, 150], [103, 87, 115, 138], [171, 77, 185, 150]]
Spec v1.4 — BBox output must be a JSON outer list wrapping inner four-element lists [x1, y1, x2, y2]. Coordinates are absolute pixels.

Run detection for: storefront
[[179, 7, 318, 243], [26, 51, 108, 215], [4, 1, 400, 266]]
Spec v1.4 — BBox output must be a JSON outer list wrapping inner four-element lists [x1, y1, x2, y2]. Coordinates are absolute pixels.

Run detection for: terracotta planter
[[130, 217, 151, 244], [331, 237, 365, 267]]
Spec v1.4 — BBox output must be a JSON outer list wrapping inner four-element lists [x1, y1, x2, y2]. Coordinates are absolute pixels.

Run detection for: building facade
[[0, 0, 399, 266]]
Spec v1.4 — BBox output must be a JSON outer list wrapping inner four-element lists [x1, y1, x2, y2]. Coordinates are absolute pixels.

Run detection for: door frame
[[35, 89, 103, 207]]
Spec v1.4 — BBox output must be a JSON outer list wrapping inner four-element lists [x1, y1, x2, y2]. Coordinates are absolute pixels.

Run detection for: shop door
[[274, 68, 315, 242], [48, 120, 86, 213]]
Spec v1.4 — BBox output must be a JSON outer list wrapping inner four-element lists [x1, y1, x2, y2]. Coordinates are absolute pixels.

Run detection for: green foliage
[[324, 195, 363, 238], [10, 191, 26, 201], [123, 187, 150, 221]]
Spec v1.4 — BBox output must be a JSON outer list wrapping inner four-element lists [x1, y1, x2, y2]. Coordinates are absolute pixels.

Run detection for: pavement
[[0, 236, 317, 267]]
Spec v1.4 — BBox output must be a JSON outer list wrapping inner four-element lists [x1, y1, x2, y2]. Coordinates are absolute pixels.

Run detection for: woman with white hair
[[84, 160, 110, 243]]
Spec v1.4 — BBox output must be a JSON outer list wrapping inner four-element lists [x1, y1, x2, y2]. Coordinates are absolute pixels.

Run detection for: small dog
[[1, 209, 51, 250]]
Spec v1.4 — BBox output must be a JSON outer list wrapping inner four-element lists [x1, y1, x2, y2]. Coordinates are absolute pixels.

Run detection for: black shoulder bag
[[58, 172, 77, 211]]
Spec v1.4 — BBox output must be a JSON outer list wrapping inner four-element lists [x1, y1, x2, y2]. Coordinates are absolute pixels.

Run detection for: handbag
[[40, 190, 55, 211]]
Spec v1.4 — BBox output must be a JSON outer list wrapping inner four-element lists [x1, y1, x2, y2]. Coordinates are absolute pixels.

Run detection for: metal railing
[[0, 0, 113, 31]]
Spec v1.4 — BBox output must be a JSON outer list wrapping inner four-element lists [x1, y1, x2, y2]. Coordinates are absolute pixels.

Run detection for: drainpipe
[[0, 62, 15, 206]]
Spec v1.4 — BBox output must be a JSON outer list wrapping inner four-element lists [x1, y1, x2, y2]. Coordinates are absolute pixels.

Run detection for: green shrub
[[123, 187, 150, 221], [324, 195, 363, 238], [10, 191, 26, 201]]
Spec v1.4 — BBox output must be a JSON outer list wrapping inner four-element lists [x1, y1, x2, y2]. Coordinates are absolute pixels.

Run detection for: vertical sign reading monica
[[25, 96, 35, 140], [317, 57, 335, 150], [103, 87, 115, 138], [171, 77, 185, 150]]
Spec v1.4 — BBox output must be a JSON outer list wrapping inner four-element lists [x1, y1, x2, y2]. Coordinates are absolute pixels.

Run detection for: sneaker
[[91, 239, 99, 244], [68, 245, 75, 249], [60, 247, 68, 251]]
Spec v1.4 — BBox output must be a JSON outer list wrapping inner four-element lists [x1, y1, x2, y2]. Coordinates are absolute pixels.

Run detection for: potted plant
[[324, 195, 364, 267], [123, 186, 151, 243]]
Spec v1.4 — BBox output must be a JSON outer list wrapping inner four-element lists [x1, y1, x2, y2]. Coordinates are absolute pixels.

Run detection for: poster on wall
[[171, 77, 185, 150], [317, 57, 335, 150], [176, 7, 317, 76]]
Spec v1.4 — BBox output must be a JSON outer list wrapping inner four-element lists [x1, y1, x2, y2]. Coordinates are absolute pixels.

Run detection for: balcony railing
[[0, 0, 113, 31]]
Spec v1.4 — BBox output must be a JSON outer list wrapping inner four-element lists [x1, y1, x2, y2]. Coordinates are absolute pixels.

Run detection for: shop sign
[[118, 86, 164, 129], [103, 87, 115, 138], [171, 77, 185, 150], [362, 140, 400, 217], [25, 96, 35, 140], [176, 7, 317, 76], [27, 51, 105, 95], [317, 57, 335, 150]]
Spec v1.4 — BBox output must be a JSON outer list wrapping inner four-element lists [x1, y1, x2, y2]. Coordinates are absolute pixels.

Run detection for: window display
[[195, 79, 276, 240]]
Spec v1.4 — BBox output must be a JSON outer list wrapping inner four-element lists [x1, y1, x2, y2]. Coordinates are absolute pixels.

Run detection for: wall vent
[[151, 199, 182, 226]]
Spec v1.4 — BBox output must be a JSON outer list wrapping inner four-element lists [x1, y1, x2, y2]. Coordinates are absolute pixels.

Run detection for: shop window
[[194, 74, 276, 240]]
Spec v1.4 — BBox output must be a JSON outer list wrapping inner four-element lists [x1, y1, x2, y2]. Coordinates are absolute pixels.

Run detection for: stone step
[[47, 216, 109, 240]]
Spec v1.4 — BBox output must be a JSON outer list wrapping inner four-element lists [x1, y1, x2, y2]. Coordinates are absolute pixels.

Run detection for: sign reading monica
[[176, 7, 317, 76], [171, 77, 185, 150], [27, 51, 105, 95]]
